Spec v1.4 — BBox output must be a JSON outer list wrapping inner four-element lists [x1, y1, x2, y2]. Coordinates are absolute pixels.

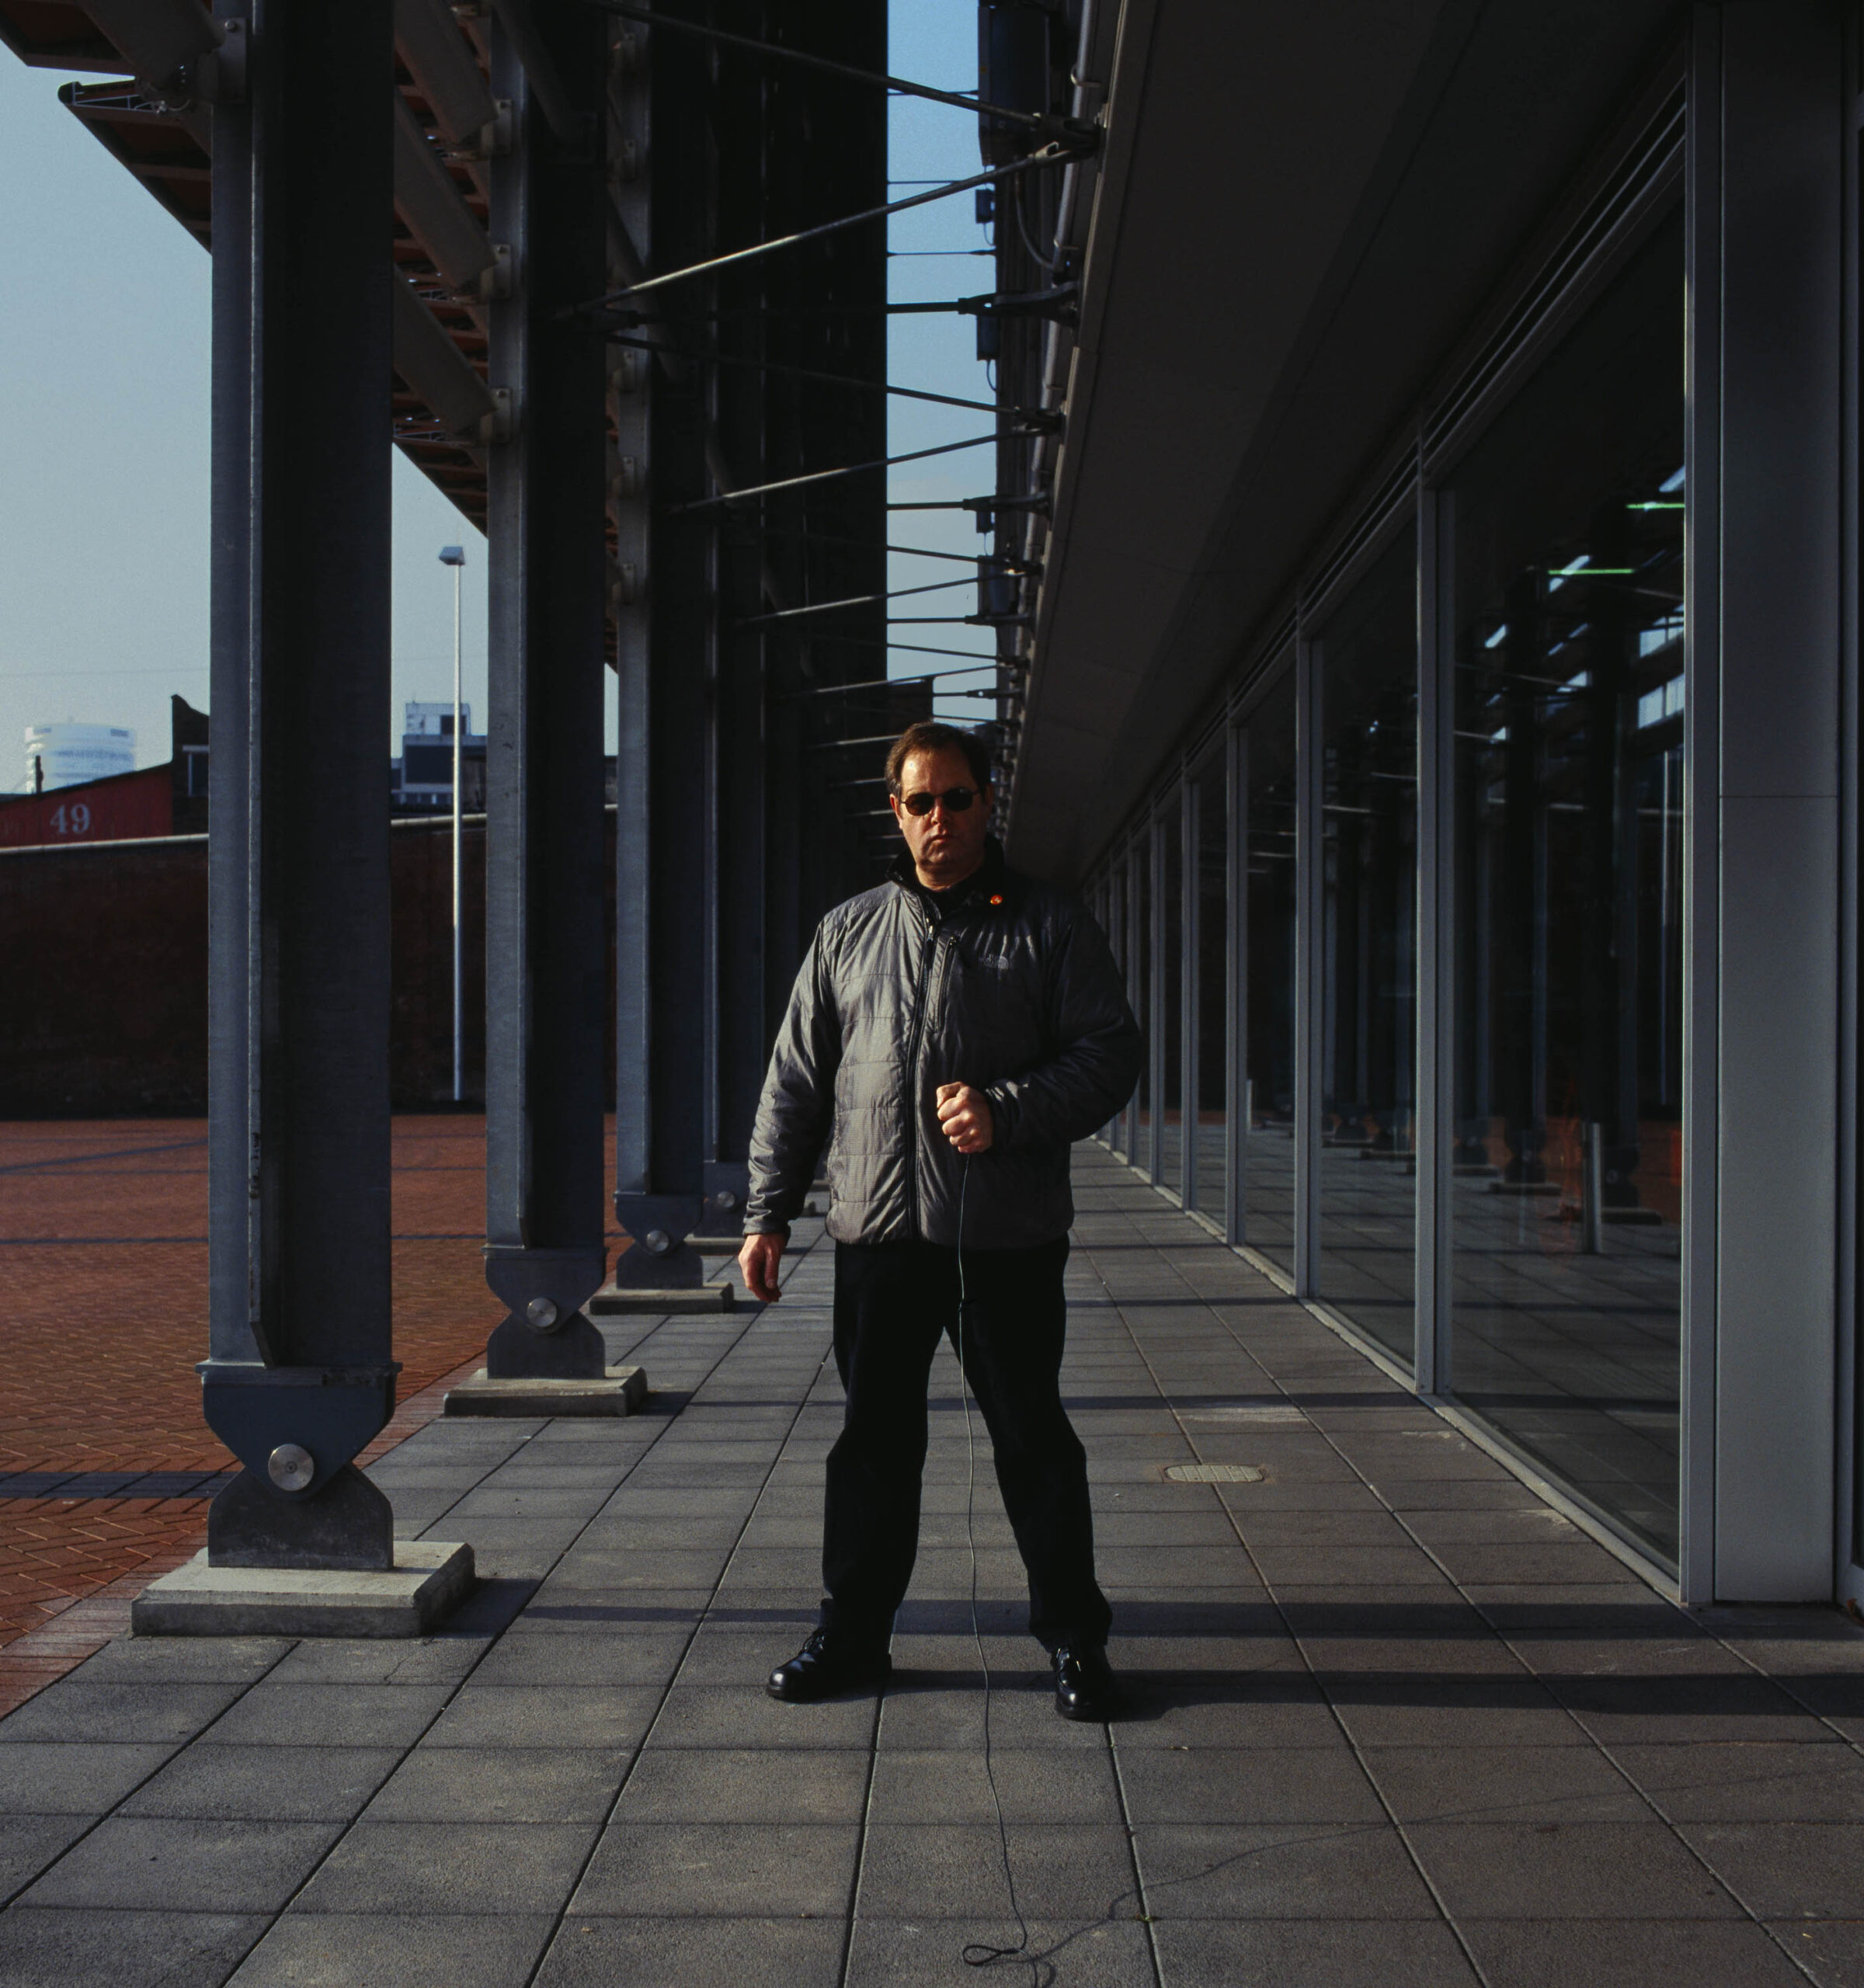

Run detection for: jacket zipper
[[901, 900, 940, 1242]]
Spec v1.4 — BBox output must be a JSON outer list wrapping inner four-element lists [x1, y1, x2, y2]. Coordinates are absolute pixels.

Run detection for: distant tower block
[[26, 723, 134, 792]]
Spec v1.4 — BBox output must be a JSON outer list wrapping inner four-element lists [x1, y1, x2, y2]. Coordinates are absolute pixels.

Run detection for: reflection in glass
[[1316, 535, 1417, 1361], [1194, 763, 1229, 1222], [1162, 797, 1184, 1193], [1131, 837, 1151, 1160], [1244, 669, 1299, 1272], [1100, 873, 1125, 1148], [1448, 208, 1683, 1563]]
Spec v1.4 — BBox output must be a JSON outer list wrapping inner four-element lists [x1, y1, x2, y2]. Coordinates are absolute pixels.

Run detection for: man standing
[[739, 721, 1142, 1719]]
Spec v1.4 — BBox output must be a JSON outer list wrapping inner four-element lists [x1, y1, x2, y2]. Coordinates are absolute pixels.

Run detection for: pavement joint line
[[0, 1632, 300, 1913], [1088, 1220, 1502, 1988], [0, 1273, 765, 1941], [0, 1350, 517, 1918], [506, 1288, 805, 1988], [217, 1289, 776, 1981], [1103, 1709, 1164, 1987], [1155, 1196, 1843, 1980]]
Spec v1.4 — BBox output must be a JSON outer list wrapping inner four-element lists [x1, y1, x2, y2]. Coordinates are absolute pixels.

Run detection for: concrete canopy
[[1007, 0, 1683, 882]]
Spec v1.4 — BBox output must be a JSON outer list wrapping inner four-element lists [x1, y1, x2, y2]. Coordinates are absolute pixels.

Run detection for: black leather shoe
[[767, 1629, 891, 1702], [1052, 1644, 1120, 1721]]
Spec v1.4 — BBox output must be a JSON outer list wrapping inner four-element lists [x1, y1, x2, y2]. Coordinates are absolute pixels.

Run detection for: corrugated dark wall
[[0, 816, 617, 1117]]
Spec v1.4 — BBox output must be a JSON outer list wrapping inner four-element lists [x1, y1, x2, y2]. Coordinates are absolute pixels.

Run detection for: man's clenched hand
[[739, 1232, 786, 1303], [935, 1082, 994, 1154]]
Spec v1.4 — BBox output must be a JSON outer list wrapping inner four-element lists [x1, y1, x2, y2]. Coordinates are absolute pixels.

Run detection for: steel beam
[[481, 7, 611, 1374], [612, 0, 712, 1281], [202, 0, 398, 1569]]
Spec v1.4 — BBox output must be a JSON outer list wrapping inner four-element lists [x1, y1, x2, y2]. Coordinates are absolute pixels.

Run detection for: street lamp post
[[440, 544, 466, 1103]]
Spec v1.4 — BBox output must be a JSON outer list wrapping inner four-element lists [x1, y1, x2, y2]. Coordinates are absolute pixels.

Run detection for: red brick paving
[[0, 1116, 628, 1681]]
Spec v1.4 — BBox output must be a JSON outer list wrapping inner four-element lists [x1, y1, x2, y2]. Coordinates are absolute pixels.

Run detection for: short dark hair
[[885, 721, 993, 796]]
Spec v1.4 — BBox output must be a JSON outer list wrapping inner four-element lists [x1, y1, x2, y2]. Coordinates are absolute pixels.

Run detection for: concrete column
[[1688, 2, 1844, 1601]]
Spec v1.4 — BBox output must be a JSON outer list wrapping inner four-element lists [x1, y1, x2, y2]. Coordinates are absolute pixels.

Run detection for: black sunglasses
[[900, 785, 980, 817]]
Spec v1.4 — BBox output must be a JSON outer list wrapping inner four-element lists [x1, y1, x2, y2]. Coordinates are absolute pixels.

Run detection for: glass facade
[[1131, 836, 1151, 1160], [1446, 210, 1685, 1561], [1194, 757, 1228, 1223], [1083, 196, 1686, 1567], [1316, 535, 1418, 1363], [1244, 671, 1298, 1274], [1161, 794, 1184, 1196], [1105, 866, 1128, 1156]]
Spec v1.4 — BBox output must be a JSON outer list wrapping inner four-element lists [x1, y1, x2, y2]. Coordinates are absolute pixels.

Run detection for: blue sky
[[0, 2, 988, 784]]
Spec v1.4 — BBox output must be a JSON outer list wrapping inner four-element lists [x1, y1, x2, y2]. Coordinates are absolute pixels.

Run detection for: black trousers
[[821, 1236, 1111, 1653]]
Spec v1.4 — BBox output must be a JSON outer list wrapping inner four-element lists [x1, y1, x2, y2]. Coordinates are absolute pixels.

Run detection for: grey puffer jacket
[[746, 843, 1142, 1249]]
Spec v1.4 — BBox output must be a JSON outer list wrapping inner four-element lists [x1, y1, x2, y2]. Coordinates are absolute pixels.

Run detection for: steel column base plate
[[441, 1364, 649, 1416], [131, 1541, 474, 1639]]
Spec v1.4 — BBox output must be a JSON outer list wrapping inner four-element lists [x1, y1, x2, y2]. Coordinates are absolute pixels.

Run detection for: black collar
[[889, 837, 1009, 920]]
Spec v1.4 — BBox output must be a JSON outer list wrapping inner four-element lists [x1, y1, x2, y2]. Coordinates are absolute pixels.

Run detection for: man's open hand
[[935, 1082, 994, 1154], [739, 1232, 786, 1303]]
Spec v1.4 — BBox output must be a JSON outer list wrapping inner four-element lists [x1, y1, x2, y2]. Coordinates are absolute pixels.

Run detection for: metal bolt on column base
[[267, 1444, 315, 1492], [526, 1297, 561, 1329]]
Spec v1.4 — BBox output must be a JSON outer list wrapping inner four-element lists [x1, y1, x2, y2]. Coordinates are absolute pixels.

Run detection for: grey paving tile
[[1611, 1742, 1864, 1822], [1300, 1632, 1525, 1677], [468, 1631, 688, 1688], [1680, 1822, 1864, 1919], [1327, 1679, 1584, 1749], [530, 1915, 844, 1987], [0, 1908, 266, 1988], [1462, 1920, 1810, 1987], [676, 1625, 819, 1687], [1212, 1480, 1388, 1513], [1407, 1820, 1740, 1919], [120, 1743, 402, 1821], [0, 1814, 101, 1903], [1118, 1745, 1385, 1824], [856, 1821, 1136, 1921], [228, 1911, 555, 1986], [650, 1684, 880, 1750], [18, 1816, 344, 1913], [205, 1683, 452, 1750], [1230, 1511, 1414, 1546], [1775, 1920, 1864, 1987], [543, 1551, 735, 1590], [1549, 1674, 1834, 1746], [868, 1746, 1119, 1826], [1257, 1547, 1455, 1588], [847, 1917, 1155, 1986], [615, 1746, 869, 1823], [72, 1639, 289, 1684], [1132, 1820, 1438, 1920], [572, 1821, 857, 1917], [1396, 1509, 1591, 1545], [1153, 1918, 1480, 1986], [1113, 1678, 1342, 1751], [293, 1820, 599, 1915], [367, 1746, 630, 1823], [1424, 1542, 1642, 1585], [875, 1680, 1115, 1751], [0, 1740, 175, 1814], [444, 1488, 617, 1520], [1362, 1745, 1648, 1824], [419, 1685, 660, 1750], [0, 1680, 247, 1746]]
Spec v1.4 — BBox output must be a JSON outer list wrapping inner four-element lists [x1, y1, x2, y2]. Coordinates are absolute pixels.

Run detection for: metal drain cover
[[1164, 1463, 1265, 1483]]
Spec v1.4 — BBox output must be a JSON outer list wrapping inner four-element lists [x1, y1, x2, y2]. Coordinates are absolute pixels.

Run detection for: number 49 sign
[[48, 802, 92, 836]]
